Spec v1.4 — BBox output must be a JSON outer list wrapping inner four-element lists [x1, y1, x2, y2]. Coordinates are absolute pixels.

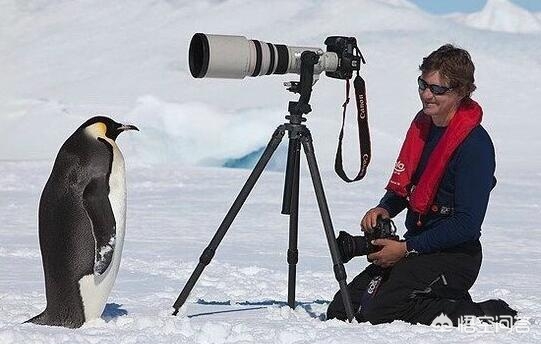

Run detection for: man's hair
[[420, 44, 476, 98]]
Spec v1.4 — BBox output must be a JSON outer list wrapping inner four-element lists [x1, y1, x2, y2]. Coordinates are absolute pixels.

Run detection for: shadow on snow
[[188, 299, 330, 320]]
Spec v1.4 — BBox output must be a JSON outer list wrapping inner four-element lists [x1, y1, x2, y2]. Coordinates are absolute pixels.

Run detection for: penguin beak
[[118, 124, 139, 132]]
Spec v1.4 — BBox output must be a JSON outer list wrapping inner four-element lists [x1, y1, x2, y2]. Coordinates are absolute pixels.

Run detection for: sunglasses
[[417, 77, 452, 95]]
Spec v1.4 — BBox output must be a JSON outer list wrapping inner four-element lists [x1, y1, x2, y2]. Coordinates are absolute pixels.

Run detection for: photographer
[[327, 44, 517, 326]]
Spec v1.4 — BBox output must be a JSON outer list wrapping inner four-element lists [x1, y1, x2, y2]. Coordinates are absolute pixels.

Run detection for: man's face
[[418, 70, 463, 126]]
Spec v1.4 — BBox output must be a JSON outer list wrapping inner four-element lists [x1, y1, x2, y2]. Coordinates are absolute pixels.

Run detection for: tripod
[[172, 51, 355, 322]]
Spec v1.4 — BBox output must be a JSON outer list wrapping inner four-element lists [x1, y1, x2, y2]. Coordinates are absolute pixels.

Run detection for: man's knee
[[361, 300, 397, 324], [326, 267, 379, 321], [327, 300, 347, 320], [326, 291, 348, 321], [359, 284, 412, 324]]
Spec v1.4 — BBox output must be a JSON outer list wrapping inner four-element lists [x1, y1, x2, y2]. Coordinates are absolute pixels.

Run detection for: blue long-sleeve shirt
[[378, 123, 496, 254]]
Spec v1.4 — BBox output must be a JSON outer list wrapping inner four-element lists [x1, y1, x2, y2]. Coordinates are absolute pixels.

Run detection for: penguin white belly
[[78, 142, 127, 322]]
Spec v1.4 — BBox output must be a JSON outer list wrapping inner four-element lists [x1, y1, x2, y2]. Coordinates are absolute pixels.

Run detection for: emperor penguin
[[26, 116, 138, 328]]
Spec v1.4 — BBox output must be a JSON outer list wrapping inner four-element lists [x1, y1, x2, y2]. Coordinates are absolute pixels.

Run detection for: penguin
[[26, 116, 138, 328]]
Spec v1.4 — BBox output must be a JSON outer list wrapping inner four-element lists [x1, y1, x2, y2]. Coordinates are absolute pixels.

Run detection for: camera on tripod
[[188, 33, 362, 80], [336, 217, 399, 263], [173, 33, 370, 322]]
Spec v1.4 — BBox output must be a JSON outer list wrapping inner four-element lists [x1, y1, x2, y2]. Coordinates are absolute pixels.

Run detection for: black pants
[[327, 242, 483, 326]]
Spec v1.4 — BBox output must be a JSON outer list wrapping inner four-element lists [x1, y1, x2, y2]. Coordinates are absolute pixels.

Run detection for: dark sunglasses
[[417, 77, 452, 95]]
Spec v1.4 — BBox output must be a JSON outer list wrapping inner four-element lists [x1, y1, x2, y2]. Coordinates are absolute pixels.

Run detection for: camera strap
[[334, 74, 371, 182]]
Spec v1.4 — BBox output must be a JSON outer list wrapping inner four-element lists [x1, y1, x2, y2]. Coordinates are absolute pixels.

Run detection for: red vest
[[386, 99, 483, 215]]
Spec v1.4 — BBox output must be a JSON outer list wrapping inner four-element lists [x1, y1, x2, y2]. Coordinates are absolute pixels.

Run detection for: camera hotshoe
[[188, 33, 362, 80], [336, 217, 399, 263]]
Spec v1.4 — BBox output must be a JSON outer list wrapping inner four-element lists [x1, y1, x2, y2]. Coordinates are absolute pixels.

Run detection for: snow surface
[[1, 162, 540, 343], [1, 0, 540, 343]]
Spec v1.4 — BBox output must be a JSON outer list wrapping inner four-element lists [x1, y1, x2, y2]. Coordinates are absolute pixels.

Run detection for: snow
[[449, 0, 541, 33], [1, 0, 540, 343], [1, 162, 540, 343]]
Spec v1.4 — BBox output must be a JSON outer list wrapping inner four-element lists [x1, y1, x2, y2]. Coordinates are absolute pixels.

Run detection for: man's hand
[[361, 207, 390, 233], [367, 239, 407, 268]]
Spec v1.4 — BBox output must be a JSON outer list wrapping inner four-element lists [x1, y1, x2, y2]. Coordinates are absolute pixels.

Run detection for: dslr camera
[[336, 217, 399, 263]]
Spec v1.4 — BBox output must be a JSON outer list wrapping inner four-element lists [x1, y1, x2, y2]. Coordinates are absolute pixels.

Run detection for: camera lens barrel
[[189, 33, 339, 79]]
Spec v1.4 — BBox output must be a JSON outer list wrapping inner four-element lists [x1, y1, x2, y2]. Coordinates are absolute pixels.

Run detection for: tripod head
[[284, 51, 320, 125]]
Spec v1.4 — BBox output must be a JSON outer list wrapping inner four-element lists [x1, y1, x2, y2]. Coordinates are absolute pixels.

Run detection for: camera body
[[324, 36, 361, 80], [336, 218, 399, 263], [365, 218, 399, 254]]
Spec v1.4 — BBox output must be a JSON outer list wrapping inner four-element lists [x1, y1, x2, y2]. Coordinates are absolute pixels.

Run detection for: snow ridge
[[453, 0, 541, 33]]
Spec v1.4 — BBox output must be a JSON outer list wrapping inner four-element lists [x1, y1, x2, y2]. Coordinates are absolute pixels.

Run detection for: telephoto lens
[[188, 33, 340, 79], [336, 231, 368, 263]]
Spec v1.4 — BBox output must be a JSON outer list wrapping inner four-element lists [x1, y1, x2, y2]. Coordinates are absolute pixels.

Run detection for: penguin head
[[81, 116, 139, 141]]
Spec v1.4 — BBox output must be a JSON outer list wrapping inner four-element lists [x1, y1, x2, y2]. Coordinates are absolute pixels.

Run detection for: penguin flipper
[[83, 176, 116, 276]]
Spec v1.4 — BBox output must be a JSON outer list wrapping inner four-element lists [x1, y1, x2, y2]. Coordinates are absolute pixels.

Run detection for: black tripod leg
[[281, 137, 297, 215], [300, 132, 355, 322], [286, 138, 301, 309], [172, 126, 287, 315]]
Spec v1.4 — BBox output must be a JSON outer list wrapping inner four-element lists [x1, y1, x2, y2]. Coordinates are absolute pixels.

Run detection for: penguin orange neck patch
[[85, 122, 107, 139]]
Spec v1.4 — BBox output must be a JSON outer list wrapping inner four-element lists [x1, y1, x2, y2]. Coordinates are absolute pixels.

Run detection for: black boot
[[478, 299, 518, 327]]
